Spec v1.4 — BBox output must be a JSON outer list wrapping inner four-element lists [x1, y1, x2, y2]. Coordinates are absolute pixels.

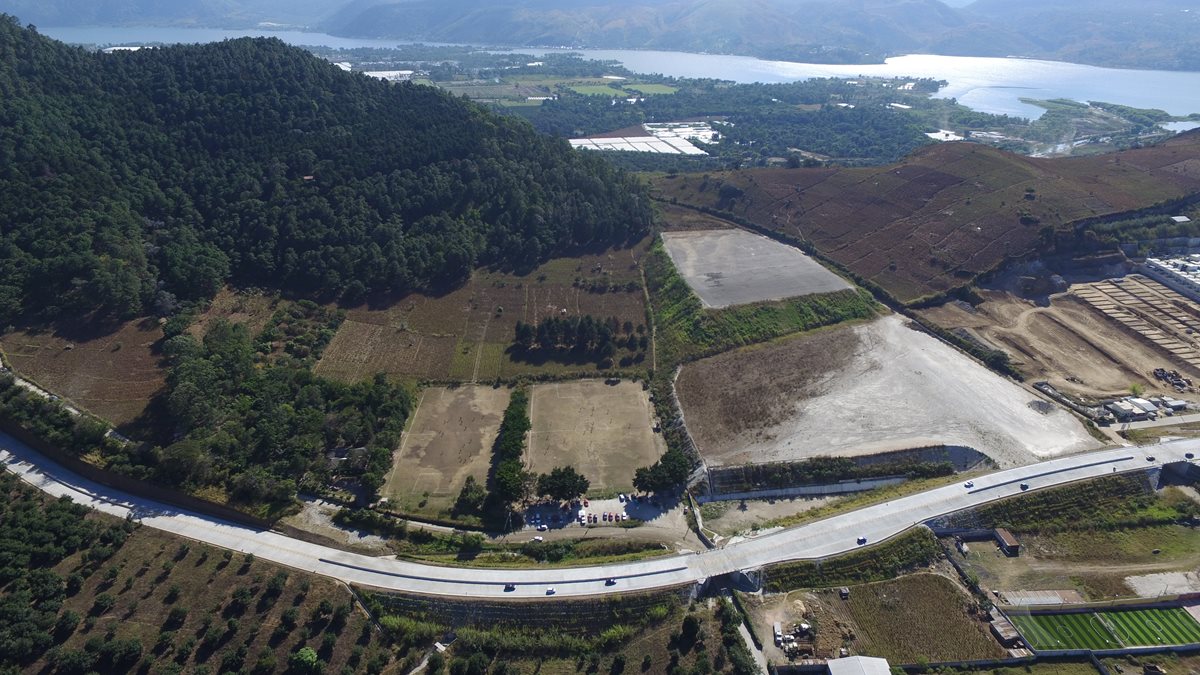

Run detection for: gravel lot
[[661, 229, 850, 308], [681, 315, 1102, 468]]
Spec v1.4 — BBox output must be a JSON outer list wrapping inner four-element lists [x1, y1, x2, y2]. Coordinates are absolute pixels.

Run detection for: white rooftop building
[[828, 656, 892, 675], [1140, 255, 1200, 302]]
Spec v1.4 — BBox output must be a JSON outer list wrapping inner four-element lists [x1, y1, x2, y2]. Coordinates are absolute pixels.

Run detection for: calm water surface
[[42, 26, 1200, 120]]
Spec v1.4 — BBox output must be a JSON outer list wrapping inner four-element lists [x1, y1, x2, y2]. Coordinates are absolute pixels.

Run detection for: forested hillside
[[0, 17, 652, 327]]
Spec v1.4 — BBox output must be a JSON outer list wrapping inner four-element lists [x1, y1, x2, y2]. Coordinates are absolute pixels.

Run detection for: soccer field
[[1010, 607, 1200, 651], [1102, 608, 1200, 647], [1010, 613, 1119, 651]]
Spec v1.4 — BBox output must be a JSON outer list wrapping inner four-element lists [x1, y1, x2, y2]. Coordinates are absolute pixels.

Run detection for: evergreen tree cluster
[[156, 319, 411, 508], [0, 17, 652, 327], [513, 315, 647, 362]]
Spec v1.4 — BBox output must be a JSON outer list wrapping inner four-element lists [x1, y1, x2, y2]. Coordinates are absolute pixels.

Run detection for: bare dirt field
[[661, 229, 851, 309], [316, 241, 652, 383], [527, 380, 666, 493], [383, 385, 511, 517], [0, 319, 165, 426], [677, 314, 1100, 468], [920, 280, 1200, 399]]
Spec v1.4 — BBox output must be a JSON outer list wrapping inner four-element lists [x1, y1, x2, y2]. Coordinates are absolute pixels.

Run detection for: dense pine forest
[[0, 17, 652, 327]]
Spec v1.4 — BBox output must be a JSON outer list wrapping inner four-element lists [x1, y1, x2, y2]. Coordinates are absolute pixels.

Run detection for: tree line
[[0, 17, 652, 328], [454, 387, 590, 526], [513, 315, 648, 361]]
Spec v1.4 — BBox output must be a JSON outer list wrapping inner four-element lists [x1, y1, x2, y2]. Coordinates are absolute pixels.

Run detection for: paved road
[[1, 430, 1196, 599]]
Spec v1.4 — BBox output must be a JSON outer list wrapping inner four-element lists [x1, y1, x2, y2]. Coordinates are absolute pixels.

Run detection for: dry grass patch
[[383, 385, 512, 518], [528, 380, 665, 493], [818, 573, 1003, 663], [316, 241, 653, 383], [0, 318, 165, 427]]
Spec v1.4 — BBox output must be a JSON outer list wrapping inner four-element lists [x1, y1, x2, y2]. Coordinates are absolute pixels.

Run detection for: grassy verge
[[757, 472, 982, 531], [644, 239, 879, 366], [764, 527, 941, 592], [938, 474, 1199, 534]]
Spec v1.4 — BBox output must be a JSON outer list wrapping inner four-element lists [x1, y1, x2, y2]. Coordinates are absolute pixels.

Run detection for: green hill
[[0, 16, 651, 327]]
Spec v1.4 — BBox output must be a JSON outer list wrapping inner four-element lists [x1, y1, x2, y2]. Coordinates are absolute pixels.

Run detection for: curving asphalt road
[[1, 430, 1196, 599]]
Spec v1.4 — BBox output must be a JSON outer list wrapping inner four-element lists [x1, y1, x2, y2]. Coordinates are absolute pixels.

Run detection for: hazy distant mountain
[[4, 0, 1198, 70], [0, 0, 340, 28], [324, 0, 1200, 70]]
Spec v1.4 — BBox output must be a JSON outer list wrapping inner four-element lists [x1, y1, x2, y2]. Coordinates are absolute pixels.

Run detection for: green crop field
[[1100, 608, 1200, 647], [625, 83, 678, 95], [1010, 608, 1200, 651], [1009, 613, 1120, 651], [569, 84, 625, 96]]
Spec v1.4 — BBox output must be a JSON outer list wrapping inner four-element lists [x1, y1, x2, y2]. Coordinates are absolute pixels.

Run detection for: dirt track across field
[[677, 314, 1101, 468]]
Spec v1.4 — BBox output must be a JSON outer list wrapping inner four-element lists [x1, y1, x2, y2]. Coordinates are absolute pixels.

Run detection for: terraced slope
[[655, 132, 1200, 303]]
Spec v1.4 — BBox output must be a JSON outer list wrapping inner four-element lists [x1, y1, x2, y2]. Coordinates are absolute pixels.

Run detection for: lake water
[[42, 26, 1200, 120]]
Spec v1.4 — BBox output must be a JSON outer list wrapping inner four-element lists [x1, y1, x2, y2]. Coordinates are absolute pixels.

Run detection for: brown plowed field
[[316, 241, 653, 383], [655, 132, 1200, 303], [0, 319, 166, 427], [920, 281, 1200, 399]]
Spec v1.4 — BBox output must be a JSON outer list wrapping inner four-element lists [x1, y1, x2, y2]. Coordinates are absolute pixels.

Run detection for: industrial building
[[1140, 256, 1200, 302]]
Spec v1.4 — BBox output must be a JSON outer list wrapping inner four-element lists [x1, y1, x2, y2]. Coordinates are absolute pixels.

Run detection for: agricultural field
[[624, 83, 678, 95], [918, 284, 1200, 399], [382, 385, 511, 518], [0, 318, 165, 427], [315, 241, 652, 383], [653, 133, 1200, 303], [676, 314, 1099, 469], [527, 380, 665, 493], [569, 84, 626, 96], [24, 500, 397, 674], [827, 573, 1003, 663], [1009, 607, 1200, 651], [660, 229, 851, 308]]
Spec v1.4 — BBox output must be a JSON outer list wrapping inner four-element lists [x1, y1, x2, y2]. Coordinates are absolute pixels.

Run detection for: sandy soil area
[[661, 229, 850, 309], [680, 315, 1101, 468], [1125, 571, 1200, 597], [920, 285, 1200, 399], [528, 380, 666, 492]]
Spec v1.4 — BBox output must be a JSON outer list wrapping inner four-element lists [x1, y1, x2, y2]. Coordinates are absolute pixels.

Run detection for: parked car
[[1020, 483, 1030, 491], [532, 536, 544, 542], [504, 584, 516, 592], [857, 536, 867, 545], [1185, 452, 1194, 459], [536, 524, 548, 531], [605, 578, 616, 586], [546, 587, 556, 595], [1147, 456, 1156, 462], [963, 481, 974, 489]]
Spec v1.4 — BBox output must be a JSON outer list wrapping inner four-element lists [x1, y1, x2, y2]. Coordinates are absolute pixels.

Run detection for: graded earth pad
[[384, 385, 511, 515], [677, 314, 1101, 468], [661, 229, 850, 308], [919, 282, 1200, 399], [527, 380, 666, 492]]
